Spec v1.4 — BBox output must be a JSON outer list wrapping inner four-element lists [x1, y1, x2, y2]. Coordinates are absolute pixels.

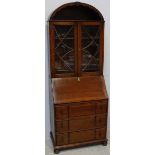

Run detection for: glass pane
[[54, 25, 75, 74], [81, 25, 100, 72]]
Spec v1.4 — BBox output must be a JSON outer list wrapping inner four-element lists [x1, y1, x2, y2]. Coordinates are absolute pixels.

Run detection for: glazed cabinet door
[[50, 21, 103, 77], [78, 22, 103, 76], [50, 22, 77, 77]]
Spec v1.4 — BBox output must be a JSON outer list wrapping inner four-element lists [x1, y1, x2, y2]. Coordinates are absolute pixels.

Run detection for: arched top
[[49, 2, 104, 21]]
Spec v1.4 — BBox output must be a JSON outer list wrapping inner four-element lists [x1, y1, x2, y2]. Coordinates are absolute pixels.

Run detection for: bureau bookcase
[[48, 2, 108, 153]]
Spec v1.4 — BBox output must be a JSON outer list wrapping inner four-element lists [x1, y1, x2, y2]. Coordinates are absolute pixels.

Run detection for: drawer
[[96, 101, 108, 114], [56, 120, 68, 133], [69, 102, 95, 118], [96, 128, 106, 140], [70, 130, 95, 143], [55, 105, 68, 120], [69, 116, 95, 131], [56, 133, 68, 146], [96, 114, 107, 128]]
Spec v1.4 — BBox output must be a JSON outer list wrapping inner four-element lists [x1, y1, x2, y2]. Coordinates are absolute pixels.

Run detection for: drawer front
[[96, 114, 107, 128], [96, 128, 106, 140], [69, 102, 95, 118], [96, 101, 108, 114], [70, 130, 95, 143], [55, 105, 68, 120], [69, 116, 95, 131], [56, 120, 68, 133], [56, 133, 68, 146]]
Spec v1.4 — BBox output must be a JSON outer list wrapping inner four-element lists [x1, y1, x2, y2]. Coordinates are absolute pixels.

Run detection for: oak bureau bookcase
[[48, 2, 108, 154]]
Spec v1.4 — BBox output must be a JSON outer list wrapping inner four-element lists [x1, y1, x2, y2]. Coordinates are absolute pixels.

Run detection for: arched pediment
[[49, 2, 104, 21]]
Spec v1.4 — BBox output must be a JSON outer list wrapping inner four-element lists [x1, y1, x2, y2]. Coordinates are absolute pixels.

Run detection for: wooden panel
[[69, 102, 95, 118], [99, 22, 104, 74], [96, 101, 108, 114], [96, 114, 107, 128], [52, 76, 108, 104], [80, 21, 101, 25], [52, 21, 75, 25], [96, 128, 106, 140], [77, 22, 81, 76], [49, 22, 55, 77], [55, 105, 68, 120], [69, 116, 95, 131], [70, 130, 95, 143], [56, 133, 68, 146], [56, 120, 68, 133]]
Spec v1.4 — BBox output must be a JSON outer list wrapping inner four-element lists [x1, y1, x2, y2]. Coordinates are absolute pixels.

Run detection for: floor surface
[[45, 138, 110, 155]]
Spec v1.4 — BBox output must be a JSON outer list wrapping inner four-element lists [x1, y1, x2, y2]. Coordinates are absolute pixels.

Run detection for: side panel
[[50, 80, 55, 140]]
